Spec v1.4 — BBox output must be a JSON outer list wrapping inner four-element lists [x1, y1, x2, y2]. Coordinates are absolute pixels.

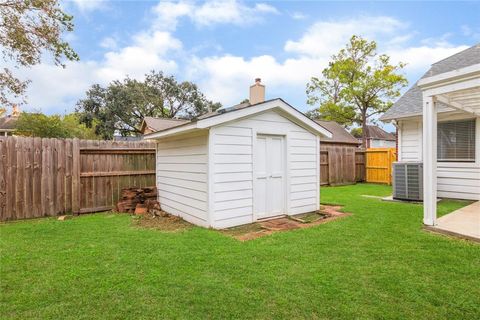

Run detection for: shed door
[[255, 135, 285, 219]]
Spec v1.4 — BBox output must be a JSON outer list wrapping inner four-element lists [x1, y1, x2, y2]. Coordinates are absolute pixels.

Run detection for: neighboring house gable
[[315, 120, 360, 145], [350, 125, 395, 148], [0, 115, 18, 136], [140, 117, 189, 134]]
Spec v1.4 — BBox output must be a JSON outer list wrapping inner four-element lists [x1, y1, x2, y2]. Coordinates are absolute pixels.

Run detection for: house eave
[[418, 63, 480, 89]]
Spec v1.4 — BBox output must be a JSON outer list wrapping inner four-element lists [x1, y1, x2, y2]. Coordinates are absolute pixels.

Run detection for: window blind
[[437, 119, 476, 162]]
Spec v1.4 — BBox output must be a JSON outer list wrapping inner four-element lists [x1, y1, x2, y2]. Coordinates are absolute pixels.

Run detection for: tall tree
[[0, 0, 79, 107], [76, 71, 221, 139], [306, 35, 407, 146], [15, 112, 99, 139]]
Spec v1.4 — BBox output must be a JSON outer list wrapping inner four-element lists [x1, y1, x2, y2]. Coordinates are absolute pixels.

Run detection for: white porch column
[[422, 95, 437, 226]]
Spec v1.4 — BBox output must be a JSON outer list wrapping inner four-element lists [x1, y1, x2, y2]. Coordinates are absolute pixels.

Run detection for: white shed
[[144, 80, 332, 228]]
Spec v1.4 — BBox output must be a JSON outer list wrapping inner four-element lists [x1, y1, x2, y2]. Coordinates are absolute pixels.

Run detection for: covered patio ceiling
[[417, 63, 480, 226]]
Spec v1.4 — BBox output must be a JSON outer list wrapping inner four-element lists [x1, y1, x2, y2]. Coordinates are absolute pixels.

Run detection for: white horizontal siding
[[398, 116, 480, 201], [371, 139, 396, 148], [399, 119, 422, 161], [211, 124, 254, 228], [289, 129, 318, 213], [211, 110, 319, 228], [156, 133, 209, 226]]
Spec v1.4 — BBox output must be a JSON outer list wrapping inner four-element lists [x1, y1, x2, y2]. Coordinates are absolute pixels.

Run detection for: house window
[[437, 119, 476, 162]]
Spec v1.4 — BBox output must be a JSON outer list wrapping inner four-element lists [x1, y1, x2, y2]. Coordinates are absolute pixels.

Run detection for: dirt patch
[[133, 211, 193, 232], [222, 205, 349, 241]]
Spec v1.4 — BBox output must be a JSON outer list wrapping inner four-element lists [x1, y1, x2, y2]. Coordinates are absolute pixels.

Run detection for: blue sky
[[17, 0, 480, 129]]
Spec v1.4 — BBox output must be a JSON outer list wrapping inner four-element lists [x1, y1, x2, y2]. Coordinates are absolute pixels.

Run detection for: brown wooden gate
[[320, 144, 362, 186]]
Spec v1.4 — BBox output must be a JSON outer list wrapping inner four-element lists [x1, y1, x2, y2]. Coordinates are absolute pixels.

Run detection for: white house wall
[[210, 110, 319, 229], [155, 132, 209, 227], [398, 114, 480, 200], [398, 119, 423, 161], [370, 139, 396, 148]]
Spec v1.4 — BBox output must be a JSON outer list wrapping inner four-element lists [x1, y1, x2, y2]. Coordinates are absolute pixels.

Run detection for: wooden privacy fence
[[319, 144, 365, 186], [0, 137, 155, 221], [365, 148, 396, 185]]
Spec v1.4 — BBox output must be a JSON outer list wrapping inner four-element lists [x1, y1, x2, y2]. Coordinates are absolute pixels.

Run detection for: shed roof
[[315, 120, 360, 145], [0, 115, 18, 131], [143, 98, 332, 140], [196, 102, 251, 120], [380, 43, 480, 121]]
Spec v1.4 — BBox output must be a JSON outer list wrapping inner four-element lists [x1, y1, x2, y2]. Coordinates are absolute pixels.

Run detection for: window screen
[[437, 119, 476, 162]]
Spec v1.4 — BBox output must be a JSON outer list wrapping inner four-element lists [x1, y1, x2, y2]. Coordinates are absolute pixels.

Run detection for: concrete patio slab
[[426, 201, 480, 242]]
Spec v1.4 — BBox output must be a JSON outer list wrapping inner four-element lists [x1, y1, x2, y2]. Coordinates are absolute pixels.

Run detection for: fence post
[[0, 138, 6, 220], [72, 138, 80, 215]]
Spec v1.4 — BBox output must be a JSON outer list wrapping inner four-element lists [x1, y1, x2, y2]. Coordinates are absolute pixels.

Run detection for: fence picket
[[33, 137, 42, 217]]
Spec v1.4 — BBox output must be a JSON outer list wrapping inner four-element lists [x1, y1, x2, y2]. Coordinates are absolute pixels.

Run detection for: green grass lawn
[[1, 184, 479, 319]]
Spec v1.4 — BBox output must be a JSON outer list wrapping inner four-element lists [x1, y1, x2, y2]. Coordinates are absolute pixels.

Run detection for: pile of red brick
[[116, 187, 159, 214]]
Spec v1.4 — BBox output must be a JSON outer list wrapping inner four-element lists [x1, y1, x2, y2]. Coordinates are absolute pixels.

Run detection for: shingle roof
[[196, 102, 251, 120], [143, 98, 333, 139], [421, 43, 480, 78], [0, 115, 18, 130], [380, 43, 480, 121], [315, 120, 360, 145], [380, 83, 450, 121], [141, 117, 189, 132], [363, 125, 395, 141]]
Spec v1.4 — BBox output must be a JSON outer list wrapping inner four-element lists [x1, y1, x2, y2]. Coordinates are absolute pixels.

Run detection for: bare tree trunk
[[361, 110, 367, 149]]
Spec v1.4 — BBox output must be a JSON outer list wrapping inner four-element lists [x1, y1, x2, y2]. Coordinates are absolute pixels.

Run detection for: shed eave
[[142, 122, 198, 140]]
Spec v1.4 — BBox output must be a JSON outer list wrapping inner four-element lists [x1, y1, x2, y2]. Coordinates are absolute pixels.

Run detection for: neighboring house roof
[[141, 117, 189, 133], [380, 43, 480, 121], [315, 120, 360, 145], [0, 115, 18, 131], [362, 125, 396, 141], [143, 98, 333, 140]]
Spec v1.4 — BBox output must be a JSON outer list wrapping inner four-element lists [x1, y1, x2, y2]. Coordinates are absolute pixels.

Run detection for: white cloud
[[19, 61, 100, 114], [97, 31, 181, 81], [461, 25, 480, 40], [20, 30, 181, 113], [291, 12, 307, 20], [153, 0, 279, 30], [187, 16, 468, 107], [387, 45, 470, 76], [100, 37, 118, 50], [19, 10, 471, 114], [186, 54, 327, 106], [285, 16, 407, 57]]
